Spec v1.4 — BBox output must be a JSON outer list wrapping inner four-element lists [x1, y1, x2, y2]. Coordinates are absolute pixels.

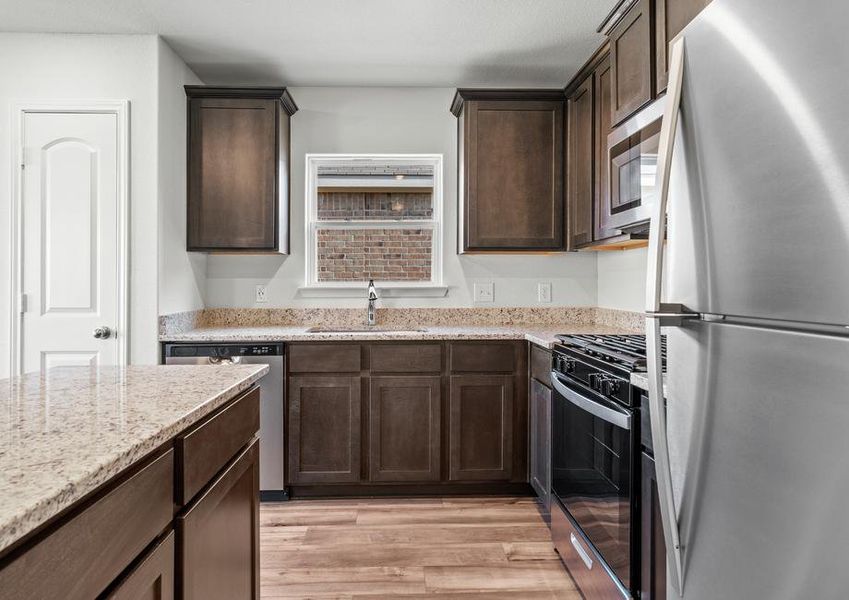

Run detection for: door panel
[[21, 112, 120, 373], [665, 0, 849, 324], [448, 375, 513, 481], [665, 320, 849, 598], [567, 76, 594, 248], [369, 376, 441, 482], [288, 376, 361, 483], [529, 379, 551, 513]]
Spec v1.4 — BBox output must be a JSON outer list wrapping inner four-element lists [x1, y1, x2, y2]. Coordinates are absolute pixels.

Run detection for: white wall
[[0, 34, 202, 377], [156, 38, 207, 316], [597, 247, 648, 312], [205, 87, 598, 308]]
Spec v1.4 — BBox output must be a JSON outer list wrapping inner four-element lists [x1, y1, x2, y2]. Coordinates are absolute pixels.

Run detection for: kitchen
[[1, 0, 848, 598]]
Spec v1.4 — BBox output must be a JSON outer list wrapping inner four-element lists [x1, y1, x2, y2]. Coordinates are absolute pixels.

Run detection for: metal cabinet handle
[[93, 326, 112, 340], [645, 34, 687, 597], [570, 532, 593, 571]]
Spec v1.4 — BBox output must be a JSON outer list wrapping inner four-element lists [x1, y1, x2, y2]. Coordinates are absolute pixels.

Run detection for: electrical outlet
[[538, 282, 552, 303], [255, 284, 268, 303], [474, 282, 494, 303]]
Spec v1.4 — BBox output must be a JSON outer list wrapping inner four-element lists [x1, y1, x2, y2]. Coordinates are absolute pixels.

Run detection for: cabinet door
[[610, 0, 654, 125], [464, 100, 565, 250], [593, 52, 620, 241], [641, 452, 667, 600], [288, 375, 362, 484], [369, 376, 441, 482], [567, 75, 594, 249], [449, 375, 513, 481], [107, 532, 174, 600], [188, 97, 278, 250], [178, 440, 259, 600], [656, 0, 711, 93], [529, 379, 551, 512]]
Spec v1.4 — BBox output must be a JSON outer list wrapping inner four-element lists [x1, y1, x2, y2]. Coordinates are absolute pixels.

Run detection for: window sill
[[297, 285, 449, 298]]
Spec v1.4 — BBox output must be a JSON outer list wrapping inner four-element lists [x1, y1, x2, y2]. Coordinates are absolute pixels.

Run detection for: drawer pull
[[570, 532, 593, 571]]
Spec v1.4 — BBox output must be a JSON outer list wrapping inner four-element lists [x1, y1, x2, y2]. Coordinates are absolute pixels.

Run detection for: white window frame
[[303, 154, 445, 294]]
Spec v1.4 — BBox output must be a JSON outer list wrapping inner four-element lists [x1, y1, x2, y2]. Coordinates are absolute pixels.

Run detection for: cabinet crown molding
[[449, 88, 565, 117], [184, 86, 299, 115]]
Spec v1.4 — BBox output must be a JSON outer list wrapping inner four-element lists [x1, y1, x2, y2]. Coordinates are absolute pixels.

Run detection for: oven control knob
[[600, 377, 621, 396], [563, 358, 576, 373], [588, 373, 601, 390]]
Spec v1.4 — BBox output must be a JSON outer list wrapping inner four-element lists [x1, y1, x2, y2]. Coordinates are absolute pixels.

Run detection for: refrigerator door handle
[[645, 34, 687, 597]]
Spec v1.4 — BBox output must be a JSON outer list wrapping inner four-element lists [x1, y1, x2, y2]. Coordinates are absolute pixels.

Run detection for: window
[[305, 154, 443, 290]]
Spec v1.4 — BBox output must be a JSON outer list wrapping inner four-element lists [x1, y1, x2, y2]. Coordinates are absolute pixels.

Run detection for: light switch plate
[[538, 282, 552, 303], [474, 282, 494, 303], [255, 284, 268, 303]]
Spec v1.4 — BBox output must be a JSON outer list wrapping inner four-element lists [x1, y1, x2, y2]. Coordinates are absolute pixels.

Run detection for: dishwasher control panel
[[164, 343, 284, 358]]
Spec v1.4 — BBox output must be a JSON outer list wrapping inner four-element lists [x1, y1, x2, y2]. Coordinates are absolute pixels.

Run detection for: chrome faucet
[[367, 279, 378, 326]]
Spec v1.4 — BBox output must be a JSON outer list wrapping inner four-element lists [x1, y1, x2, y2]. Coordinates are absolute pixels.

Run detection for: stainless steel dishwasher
[[163, 342, 287, 500]]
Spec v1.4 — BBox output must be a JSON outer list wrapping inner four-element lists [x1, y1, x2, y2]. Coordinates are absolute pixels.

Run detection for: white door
[[20, 111, 122, 373]]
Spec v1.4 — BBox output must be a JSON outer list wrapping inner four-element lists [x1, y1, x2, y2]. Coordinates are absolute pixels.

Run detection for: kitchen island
[[0, 364, 268, 599]]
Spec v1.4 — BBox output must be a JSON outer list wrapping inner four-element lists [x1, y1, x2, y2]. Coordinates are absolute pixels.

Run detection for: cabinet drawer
[[0, 450, 173, 600], [106, 531, 174, 600], [177, 386, 259, 505], [289, 344, 361, 373], [450, 342, 515, 373], [530, 345, 552, 385], [370, 344, 442, 373]]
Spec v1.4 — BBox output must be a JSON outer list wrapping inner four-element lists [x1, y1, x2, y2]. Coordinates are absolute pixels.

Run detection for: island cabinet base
[[286, 341, 529, 495], [0, 384, 262, 600]]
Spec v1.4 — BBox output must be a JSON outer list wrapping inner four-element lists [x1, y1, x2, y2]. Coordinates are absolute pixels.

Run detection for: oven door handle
[[550, 371, 632, 431]]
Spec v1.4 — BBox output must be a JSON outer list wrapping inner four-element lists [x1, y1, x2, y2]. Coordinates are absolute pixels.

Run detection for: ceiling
[[0, 0, 615, 87]]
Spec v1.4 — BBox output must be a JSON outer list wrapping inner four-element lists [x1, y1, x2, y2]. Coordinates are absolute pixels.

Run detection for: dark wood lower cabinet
[[641, 451, 667, 600], [529, 378, 552, 515], [369, 376, 441, 482], [178, 439, 260, 600], [288, 375, 362, 484], [107, 532, 175, 600], [449, 374, 514, 481]]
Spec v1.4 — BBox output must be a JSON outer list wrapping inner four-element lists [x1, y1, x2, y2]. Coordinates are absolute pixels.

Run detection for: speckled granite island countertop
[[160, 323, 637, 349], [0, 364, 268, 554]]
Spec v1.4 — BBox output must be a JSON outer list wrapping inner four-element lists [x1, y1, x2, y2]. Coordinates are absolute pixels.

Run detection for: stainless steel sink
[[306, 326, 427, 333]]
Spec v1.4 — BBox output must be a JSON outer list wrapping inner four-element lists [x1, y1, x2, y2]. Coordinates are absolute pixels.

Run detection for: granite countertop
[[159, 323, 637, 349], [0, 364, 268, 554], [630, 371, 669, 397]]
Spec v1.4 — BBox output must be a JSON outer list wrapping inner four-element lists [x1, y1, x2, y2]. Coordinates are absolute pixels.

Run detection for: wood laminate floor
[[260, 496, 581, 599]]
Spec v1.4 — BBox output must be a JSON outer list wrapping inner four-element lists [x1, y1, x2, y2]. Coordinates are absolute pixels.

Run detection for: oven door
[[550, 370, 636, 592]]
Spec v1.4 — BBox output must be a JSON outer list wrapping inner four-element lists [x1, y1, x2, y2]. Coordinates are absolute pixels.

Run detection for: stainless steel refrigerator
[[644, 0, 849, 597]]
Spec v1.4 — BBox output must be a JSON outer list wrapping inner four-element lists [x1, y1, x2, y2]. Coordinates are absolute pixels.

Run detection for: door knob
[[93, 326, 112, 339]]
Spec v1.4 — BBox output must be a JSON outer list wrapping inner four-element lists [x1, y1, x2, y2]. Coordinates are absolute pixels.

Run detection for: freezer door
[[665, 0, 849, 325], [665, 320, 849, 598]]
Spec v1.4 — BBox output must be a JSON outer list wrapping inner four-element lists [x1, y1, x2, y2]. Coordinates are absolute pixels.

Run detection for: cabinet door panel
[[449, 375, 513, 481], [107, 531, 174, 600], [178, 440, 259, 600], [465, 100, 564, 250], [567, 76, 594, 249], [594, 53, 620, 241], [529, 379, 551, 514], [369, 376, 441, 482], [288, 376, 362, 483], [188, 97, 277, 250], [610, 0, 654, 125], [656, 0, 712, 93]]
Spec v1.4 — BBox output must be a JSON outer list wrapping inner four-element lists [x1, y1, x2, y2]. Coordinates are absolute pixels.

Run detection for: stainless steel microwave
[[601, 97, 666, 233]]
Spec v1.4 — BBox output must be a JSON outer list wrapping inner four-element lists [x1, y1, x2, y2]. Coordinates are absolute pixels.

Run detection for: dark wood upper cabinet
[[185, 86, 297, 253], [594, 52, 621, 242], [369, 376, 441, 482], [451, 90, 566, 252], [448, 374, 514, 481], [178, 440, 259, 600], [288, 375, 362, 484], [567, 75, 594, 249], [655, 0, 712, 93], [610, 0, 655, 126]]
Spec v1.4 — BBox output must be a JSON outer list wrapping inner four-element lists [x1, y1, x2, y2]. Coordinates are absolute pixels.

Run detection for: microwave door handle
[[645, 35, 687, 597], [550, 372, 632, 431]]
